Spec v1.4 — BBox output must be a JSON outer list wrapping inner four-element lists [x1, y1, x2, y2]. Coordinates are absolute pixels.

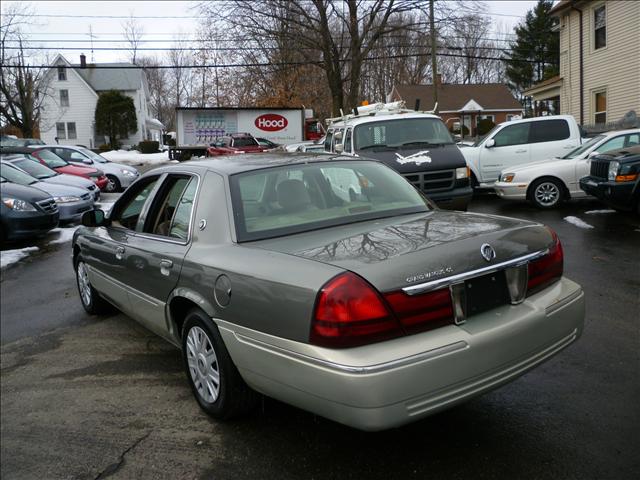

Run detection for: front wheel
[[530, 178, 564, 209], [105, 175, 121, 193], [75, 260, 112, 314], [182, 309, 258, 420]]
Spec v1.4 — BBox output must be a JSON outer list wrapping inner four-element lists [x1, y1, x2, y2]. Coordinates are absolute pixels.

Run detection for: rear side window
[[493, 123, 531, 147], [530, 120, 571, 143]]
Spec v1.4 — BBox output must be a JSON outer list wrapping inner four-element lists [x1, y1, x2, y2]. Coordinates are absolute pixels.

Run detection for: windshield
[[562, 135, 605, 159], [79, 147, 107, 163], [230, 160, 431, 242], [353, 118, 453, 151], [13, 157, 58, 179], [34, 149, 69, 168], [0, 164, 38, 185]]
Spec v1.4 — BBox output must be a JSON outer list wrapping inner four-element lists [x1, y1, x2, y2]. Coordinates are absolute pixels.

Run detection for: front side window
[[67, 123, 77, 139], [344, 128, 352, 153], [111, 177, 160, 231], [492, 123, 530, 147], [324, 131, 333, 152], [57, 66, 66, 81], [230, 161, 431, 241], [144, 176, 196, 239], [599, 133, 640, 153], [56, 122, 66, 139], [530, 119, 571, 143], [594, 91, 607, 124], [594, 5, 606, 49], [60, 90, 69, 107]]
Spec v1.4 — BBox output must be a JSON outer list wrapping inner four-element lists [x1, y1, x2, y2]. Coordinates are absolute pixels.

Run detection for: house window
[[60, 89, 69, 107], [56, 123, 66, 139], [479, 114, 495, 122], [506, 114, 517, 121], [57, 66, 66, 81], [594, 5, 606, 49], [594, 91, 607, 124], [67, 122, 77, 139]]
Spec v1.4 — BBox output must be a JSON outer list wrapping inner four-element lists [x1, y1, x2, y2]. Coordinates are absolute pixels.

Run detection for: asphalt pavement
[[1, 193, 639, 480]]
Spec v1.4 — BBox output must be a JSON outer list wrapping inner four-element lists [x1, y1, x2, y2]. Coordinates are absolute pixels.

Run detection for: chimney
[[80, 54, 86, 69], [435, 73, 442, 86]]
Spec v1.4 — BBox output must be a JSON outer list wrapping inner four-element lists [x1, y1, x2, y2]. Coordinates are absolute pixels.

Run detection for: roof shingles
[[393, 83, 522, 112]]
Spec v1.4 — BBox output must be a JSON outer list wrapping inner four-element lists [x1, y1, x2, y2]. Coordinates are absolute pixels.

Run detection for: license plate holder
[[464, 271, 510, 317]]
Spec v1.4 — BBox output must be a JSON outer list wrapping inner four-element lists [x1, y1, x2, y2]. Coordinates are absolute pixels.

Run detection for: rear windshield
[[34, 149, 68, 168], [233, 137, 259, 148], [230, 160, 431, 241]]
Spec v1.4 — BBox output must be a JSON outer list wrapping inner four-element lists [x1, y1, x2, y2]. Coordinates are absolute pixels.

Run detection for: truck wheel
[[182, 309, 258, 420], [530, 178, 564, 209]]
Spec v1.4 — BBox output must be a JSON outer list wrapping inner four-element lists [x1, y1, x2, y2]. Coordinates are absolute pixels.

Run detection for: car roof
[[150, 152, 373, 176], [599, 128, 640, 138], [328, 111, 440, 128], [0, 146, 36, 154]]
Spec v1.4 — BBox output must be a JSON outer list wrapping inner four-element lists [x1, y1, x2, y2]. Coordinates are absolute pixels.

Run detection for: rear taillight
[[311, 272, 402, 348], [527, 228, 563, 296], [383, 288, 454, 334]]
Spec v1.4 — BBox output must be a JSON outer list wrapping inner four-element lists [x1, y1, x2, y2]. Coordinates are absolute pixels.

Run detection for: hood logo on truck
[[480, 243, 496, 262], [255, 114, 288, 132], [395, 150, 432, 165]]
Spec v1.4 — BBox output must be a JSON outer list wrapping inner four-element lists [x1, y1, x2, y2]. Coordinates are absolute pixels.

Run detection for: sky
[[3, 0, 541, 64]]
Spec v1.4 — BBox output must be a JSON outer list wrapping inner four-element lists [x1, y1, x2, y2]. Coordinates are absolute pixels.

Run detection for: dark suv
[[580, 146, 640, 214]]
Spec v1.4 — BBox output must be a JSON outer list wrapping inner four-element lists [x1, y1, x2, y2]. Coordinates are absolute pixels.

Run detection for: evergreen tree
[[504, 0, 559, 112], [94, 90, 137, 149]]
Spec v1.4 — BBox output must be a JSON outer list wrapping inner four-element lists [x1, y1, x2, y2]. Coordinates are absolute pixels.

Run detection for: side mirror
[[335, 143, 344, 154], [82, 158, 93, 165], [81, 209, 108, 227], [485, 139, 496, 148], [587, 151, 599, 158], [334, 130, 343, 141]]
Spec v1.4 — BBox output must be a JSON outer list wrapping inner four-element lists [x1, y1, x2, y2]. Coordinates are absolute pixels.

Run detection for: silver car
[[1, 161, 93, 222], [73, 154, 585, 431], [1, 154, 100, 201], [37, 145, 139, 193]]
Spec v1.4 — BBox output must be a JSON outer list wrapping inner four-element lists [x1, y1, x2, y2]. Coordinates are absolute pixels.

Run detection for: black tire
[[529, 177, 565, 209], [105, 175, 121, 193], [75, 258, 112, 314], [181, 309, 258, 420]]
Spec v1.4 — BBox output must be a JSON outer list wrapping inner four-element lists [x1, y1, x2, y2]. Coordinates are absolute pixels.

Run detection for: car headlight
[[121, 169, 137, 176], [53, 196, 81, 203], [2, 197, 37, 211], [500, 173, 515, 182], [456, 167, 470, 179], [608, 161, 620, 181]]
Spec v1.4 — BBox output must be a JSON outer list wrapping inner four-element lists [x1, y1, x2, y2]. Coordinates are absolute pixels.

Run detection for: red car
[[30, 148, 109, 191], [206, 134, 270, 156]]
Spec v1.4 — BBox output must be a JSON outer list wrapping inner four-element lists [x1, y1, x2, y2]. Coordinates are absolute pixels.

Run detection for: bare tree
[[122, 13, 145, 64], [0, 3, 53, 138], [137, 55, 174, 129], [165, 33, 192, 108]]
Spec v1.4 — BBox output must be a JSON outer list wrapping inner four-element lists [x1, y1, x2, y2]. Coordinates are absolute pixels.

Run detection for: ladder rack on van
[[325, 101, 438, 126]]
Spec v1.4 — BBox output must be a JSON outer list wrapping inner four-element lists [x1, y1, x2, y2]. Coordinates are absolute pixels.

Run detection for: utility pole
[[429, 0, 438, 113]]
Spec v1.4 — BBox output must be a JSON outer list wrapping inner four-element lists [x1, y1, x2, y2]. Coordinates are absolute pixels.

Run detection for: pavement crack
[[94, 431, 151, 479]]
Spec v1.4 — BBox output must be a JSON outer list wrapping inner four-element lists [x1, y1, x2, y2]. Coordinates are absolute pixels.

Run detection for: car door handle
[[115, 246, 125, 260], [515, 149, 527, 153], [160, 259, 173, 276]]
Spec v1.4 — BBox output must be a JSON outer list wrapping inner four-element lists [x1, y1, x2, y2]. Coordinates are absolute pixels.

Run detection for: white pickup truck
[[461, 115, 584, 187]]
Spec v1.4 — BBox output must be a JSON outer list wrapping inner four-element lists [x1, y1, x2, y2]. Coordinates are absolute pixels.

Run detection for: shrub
[[477, 118, 496, 136], [138, 140, 159, 153], [98, 144, 111, 152], [449, 123, 469, 136]]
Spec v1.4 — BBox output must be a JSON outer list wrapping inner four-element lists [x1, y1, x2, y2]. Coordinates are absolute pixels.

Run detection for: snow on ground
[[1, 247, 39, 269], [100, 150, 169, 166], [47, 226, 80, 245], [564, 216, 595, 229], [584, 209, 616, 215]]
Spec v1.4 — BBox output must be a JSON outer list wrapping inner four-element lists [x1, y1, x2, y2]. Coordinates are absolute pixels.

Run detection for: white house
[[39, 54, 164, 148]]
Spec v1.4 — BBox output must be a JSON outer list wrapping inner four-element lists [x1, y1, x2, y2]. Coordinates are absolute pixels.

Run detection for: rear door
[[121, 173, 199, 339], [529, 119, 577, 161], [479, 122, 531, 182]]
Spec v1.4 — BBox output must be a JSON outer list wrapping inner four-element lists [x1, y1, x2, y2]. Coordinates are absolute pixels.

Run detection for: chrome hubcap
[[186, 326, 220, 403], [105, 177, 116, 192], [77, 262, 91, 306], [535, 182, 560, 206]]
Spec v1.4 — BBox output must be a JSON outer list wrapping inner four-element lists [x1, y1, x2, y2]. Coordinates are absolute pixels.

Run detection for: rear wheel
[[530, 178, 564, 209], [75, 260, 112, 314], [182, 309, 258, 419], [105, 175, 121, 193]]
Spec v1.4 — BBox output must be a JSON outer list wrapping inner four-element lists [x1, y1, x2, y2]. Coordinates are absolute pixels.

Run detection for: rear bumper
[[217, 277, 584, 431], [426, 186, 473, 210], [579, 176, 636, 210], [494, 181, 529, 200]]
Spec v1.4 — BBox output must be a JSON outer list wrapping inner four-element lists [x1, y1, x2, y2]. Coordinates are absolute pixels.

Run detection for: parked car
[[462, 115, 585, 187], [0, 161, 94, 223], [284, 137, 326, 152], [324, 102, 472, 210], [25, 148, 109, 191], [1, 177, 59, 243], [256, 138, 280, 149], [494, 129, 640, 208], [73, 153, 585, 431], [0, 154, 100, 201], [206, 133, 270, 156], [580, 146, 640, 213], [36, 145, 139, 193], [0, 137, 45, 147]]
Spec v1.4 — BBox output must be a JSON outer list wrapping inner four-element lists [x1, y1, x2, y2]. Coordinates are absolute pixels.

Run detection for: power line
[[10, 13, 201, 19]]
